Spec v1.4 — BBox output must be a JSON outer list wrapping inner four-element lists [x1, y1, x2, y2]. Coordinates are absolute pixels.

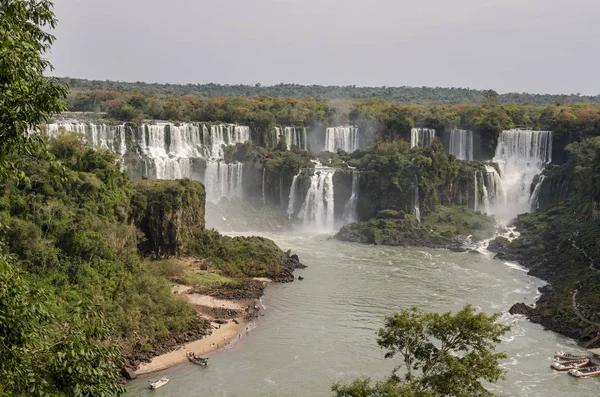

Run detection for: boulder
[[121, 367, 137, 380]]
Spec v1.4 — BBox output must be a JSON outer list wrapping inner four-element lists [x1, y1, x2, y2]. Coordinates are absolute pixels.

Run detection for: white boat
[[551, 358, 589, 371], [569, 366, 600, 378], [148, 377, 169, 389]]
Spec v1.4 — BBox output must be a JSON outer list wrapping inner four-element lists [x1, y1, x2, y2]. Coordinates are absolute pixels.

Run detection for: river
[[126, 232, 599, 396]]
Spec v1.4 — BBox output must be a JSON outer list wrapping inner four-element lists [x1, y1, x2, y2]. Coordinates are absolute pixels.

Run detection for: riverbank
[[487, 207, 600, 349], [135, 281, 267, 375]]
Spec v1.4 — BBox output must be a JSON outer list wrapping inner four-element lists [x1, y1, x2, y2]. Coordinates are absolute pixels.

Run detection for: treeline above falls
[[38, 119, 557, 230]]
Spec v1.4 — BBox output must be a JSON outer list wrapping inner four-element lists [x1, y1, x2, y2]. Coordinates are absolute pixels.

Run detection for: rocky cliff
[[134, 179, 206, 257]]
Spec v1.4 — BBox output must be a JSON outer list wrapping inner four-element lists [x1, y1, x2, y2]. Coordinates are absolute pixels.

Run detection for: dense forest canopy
[[60, 77, 599, 106]]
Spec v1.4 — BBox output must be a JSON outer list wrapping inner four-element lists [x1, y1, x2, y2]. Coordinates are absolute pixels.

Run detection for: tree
[[481, 90, 499, 108], [0, 252, 125, 396], [333, 305, 510, 397], [0, 0, 67, 177]]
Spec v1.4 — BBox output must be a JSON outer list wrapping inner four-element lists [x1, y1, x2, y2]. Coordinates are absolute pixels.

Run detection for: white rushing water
[[42, 121, 251, 202], [342, 172, 360, 223], [324, 126, 359, 153], [275, 127, 307, 150], [410, 128, 436, 148], [492, 130, 552, 221], [528, 175, 546, 211], [204, 162, 244, 204], [474, 166, 507, 215], [412, 174, 421, 222], [298, 164, 336, 231], [448, 129, 473, 160], [287, 171, 302, 218]]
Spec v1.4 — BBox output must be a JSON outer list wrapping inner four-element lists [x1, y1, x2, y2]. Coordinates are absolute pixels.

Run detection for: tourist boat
[[569, 366, 600, 378], [148, 377, 169, 389], [554, 351, 587, 361], [186, 351, 209, 366], [551, 358, 590, 371]]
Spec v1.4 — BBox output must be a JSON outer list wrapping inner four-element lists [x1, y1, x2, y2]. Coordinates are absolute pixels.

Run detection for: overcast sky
[[48, 0, 600, 94]]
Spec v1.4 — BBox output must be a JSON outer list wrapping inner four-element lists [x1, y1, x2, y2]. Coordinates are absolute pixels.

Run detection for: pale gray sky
[[48, 0, 600, 94]]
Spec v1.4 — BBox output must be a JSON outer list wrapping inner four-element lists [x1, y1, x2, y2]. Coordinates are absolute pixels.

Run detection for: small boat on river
[[551, 358, 590, 371], [186, 351, 209, 366], [554, 351, 587, 361], [569, 366, 600, 378], [148, 377, 169, 389]]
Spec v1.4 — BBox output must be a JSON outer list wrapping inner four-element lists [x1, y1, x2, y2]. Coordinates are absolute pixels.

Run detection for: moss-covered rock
[[134, 179, 206, 257], [336, 205, 495, 248]]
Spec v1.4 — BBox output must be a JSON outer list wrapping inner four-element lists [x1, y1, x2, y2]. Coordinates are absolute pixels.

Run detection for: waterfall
[[275, 127, 307, 150], [448, 129, 473, 160], [342, 172, 360, 223], [474, 166, 507, 215], [262, 167, 266, 205], [529, 175, 546, 211], [206, 124, 250, 159], [298, 164, 336, 231], [324, 126, 359, 153], [204, 161, 244, 204], [410, 128, 436, 148], [492, 129, 553, 220], [287, 170, 302, 218], [480, 172, 490, 214], [474, 172, 479, 211], [117, 124, 128, 155], [39, 121, 252, 202], [412, 174, 421, 222]]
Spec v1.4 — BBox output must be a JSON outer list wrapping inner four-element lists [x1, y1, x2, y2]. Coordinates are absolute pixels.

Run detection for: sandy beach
[[136, 283, 262, 375]]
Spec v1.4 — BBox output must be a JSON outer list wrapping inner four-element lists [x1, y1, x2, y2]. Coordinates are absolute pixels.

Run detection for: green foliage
[[134, 179, 206, 256], [333, 306, 509, 397], [332, 378, 419, 397], [336, 206, 494, 247], [0, 254, 125, 397], [0, 0, 67, 178], [61, 77, 600, 105], [189, 230, 288, 278], [423, 205, 495, 241], [177, 273, 242, 289], [0, 133, 196, 365], [338, 141, 486, 222]]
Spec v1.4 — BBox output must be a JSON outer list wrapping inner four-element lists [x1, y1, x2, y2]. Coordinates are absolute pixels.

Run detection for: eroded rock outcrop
[[134, 179, 205, 256]]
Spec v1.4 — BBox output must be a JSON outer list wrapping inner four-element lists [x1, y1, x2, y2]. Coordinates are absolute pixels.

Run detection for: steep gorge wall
[[134, 179, 206, 256]]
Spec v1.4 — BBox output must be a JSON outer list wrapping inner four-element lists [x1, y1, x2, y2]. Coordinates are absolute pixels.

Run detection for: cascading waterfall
[[474, 166, 507, 215], [480, 172, 490, 214], [204, 162, 244, 204], [492, 129, 553, 220], [324, 126, 359, 153], [474, 172, 479, 211], [448, 129, 473, 160], [342, 172, 360, 223], [287, 170, 302, 218], [528, 175, 546, 211], [40, 121, 251, 202], [412, 174, 421, 222], [298, 164, 336, 231], [275, 127, 307, 150], [410, 128, 436, 148]]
